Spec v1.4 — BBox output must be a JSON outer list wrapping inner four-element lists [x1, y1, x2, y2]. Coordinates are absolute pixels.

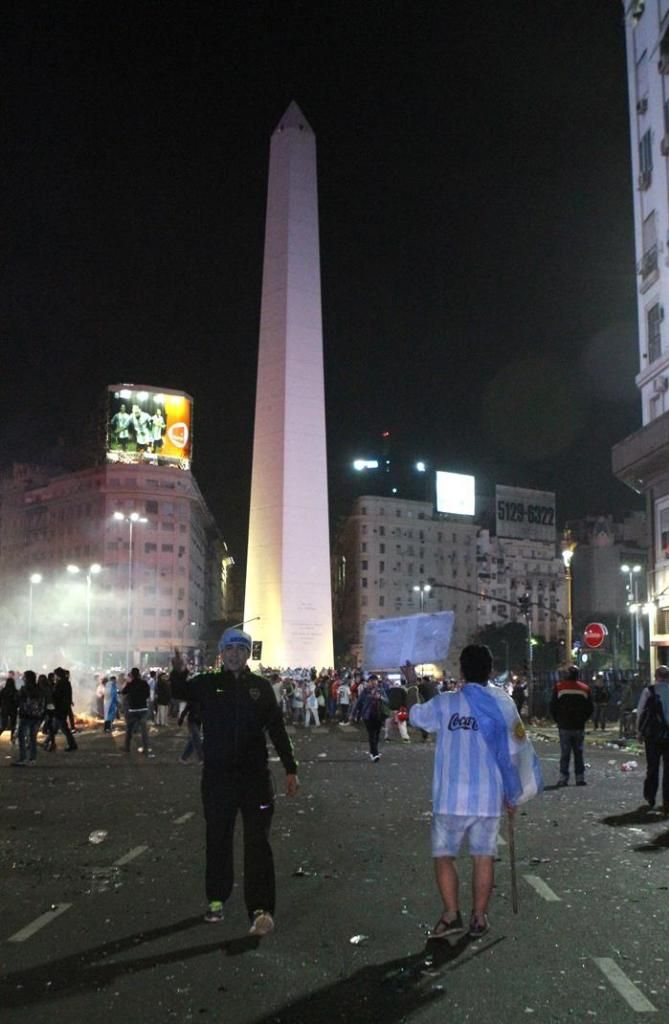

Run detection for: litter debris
[[350, 934, 369, 945], [88, 830, 108, 844], [621, 761, 638, 772], [318, 753, 328, 758], [292, 866, 310, 877]]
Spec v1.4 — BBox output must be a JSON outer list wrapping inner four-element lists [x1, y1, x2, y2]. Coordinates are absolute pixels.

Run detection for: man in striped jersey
[[408, 644, 540, 940]]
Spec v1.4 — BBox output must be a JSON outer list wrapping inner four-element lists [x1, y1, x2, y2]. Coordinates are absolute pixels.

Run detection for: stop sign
[[583, 622, 608, 649]]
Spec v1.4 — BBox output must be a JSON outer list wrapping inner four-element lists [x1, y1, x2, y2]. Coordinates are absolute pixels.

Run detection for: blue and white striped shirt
[[410, 685, 508, 817]]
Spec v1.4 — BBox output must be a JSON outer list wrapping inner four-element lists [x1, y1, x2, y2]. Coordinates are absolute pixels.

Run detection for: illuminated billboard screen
[[435, 471, 475, 516], [106, 385, 193, 469], [495, 484, 556, 542]]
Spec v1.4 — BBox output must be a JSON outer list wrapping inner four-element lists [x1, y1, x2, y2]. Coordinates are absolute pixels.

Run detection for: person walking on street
[[354, 674, 388, 761], [511, 681, 526, 718], [51, 667, 78, 751], [155, 672, 171, 726], [121, 667, 151, 754], [170, 627, 299, 936], [0, 675, 19, 744], [103, 675, 118, 733], [407, 645, 542, 939], [178, 700, 204, 764], [550, 665, 593, 787], [637, 664, 669, 814], [14, 671, 46, 765], [591, 677, 610, 731], [337, 678, 351, 723]]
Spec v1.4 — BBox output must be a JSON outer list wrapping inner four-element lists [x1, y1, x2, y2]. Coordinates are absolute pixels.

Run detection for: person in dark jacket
[[591, 677, 610, 731], [0, 676, 19, 744], [14, 671, 46, 765], [171, 627, 299, 936], [51, 667, 78, 751], [549, 666, 593, 787], [121, 667, 151, 754], [354, 674, 389, 761]]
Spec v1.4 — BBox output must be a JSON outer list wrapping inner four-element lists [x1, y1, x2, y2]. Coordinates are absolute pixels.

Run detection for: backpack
[[638, 688, 669, 743], [21, 694, 46, 720]]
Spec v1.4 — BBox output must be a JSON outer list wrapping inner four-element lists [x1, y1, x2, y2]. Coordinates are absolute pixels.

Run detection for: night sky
[[4, 1, 644, 563]]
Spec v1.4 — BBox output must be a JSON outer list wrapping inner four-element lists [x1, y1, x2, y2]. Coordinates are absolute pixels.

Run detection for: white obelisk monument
[[244, 102, 334, 668]]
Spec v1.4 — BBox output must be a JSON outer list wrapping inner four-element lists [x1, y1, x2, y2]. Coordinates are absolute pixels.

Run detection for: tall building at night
[[0, 385, 233, 670], [334, 494, 566, 676], [244, 103, 334, 668], [613, 2, 669, 663]]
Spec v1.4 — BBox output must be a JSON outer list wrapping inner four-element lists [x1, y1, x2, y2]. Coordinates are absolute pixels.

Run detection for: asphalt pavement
[[1, 718, 668, 1024]]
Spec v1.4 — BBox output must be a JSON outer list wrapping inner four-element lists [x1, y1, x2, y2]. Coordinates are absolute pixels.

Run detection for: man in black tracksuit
[[171, 627, 298, 937]]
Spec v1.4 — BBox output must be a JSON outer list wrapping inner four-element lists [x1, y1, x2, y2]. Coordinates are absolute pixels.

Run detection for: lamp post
[[114, 512, 147, 669], [412, 583, 432, 612], [621, 563, 642, 669], [69, 563, 102, 661], [561, 531, 576, 664], [27, 572, 42, 653]]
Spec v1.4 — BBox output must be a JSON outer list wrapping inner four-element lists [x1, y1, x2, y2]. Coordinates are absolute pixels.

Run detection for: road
[[1, 719, 667, 1023]]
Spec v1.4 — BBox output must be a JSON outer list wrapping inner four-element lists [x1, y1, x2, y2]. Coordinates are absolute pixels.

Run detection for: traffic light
[[251, 640, 263, 660], [518, 594, 531, 615]]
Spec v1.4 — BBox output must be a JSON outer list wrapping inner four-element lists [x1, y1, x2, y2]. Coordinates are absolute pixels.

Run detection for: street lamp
[[27, 572, 42, 652], [621, 563, 642, 669], [114, 512, 148, 669], [561, 531, 576, 663], [412, 583, 432, 612], [67, 562, 102, 661]]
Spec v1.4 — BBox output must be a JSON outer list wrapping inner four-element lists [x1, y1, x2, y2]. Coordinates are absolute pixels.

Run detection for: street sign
[[583, 622, 608, 649]]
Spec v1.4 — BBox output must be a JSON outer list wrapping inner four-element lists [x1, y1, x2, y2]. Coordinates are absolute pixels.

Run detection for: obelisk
[[244, 102, 334, 668]]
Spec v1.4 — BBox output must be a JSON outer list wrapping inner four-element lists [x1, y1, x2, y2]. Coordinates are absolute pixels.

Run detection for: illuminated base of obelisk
[[244, 102, 334, 669]]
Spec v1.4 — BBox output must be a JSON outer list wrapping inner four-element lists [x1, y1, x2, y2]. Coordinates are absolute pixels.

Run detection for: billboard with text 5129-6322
[[106, 385, 193, 469], [495, 485, 556, 543]]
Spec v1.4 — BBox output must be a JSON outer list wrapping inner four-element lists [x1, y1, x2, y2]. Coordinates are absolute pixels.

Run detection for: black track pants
[[201, 769, 275, 916]]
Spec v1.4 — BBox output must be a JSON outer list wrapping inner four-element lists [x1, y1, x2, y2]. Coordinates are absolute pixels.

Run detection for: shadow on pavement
[[600, 807, 659, 827], [633, 831, 669, 852], [246, 934, 506, 1024], [0, 914, 260, 1009]]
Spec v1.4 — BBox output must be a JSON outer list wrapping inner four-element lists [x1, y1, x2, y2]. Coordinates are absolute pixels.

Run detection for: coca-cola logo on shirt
[[448, 713, 479, 732]]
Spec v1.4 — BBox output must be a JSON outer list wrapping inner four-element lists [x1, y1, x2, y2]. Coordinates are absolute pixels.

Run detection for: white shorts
[[431, 814, 500, 857]]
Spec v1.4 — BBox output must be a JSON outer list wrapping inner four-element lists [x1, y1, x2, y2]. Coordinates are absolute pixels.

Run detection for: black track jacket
[[172, 668, 297, 775]]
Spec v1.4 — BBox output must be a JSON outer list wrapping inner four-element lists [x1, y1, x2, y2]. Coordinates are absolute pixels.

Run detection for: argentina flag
[[464, 685, 543, 805]]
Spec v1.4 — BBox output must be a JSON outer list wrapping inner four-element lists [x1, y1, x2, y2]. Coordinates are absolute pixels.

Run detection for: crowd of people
[[4, 644, 669, 943]]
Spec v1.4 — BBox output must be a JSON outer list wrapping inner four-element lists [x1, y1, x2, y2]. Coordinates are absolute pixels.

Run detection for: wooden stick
[[508, 811, 519, 914]]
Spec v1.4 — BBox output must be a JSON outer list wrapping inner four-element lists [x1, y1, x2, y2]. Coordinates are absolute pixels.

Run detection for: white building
[[613, 1, 669, 662], [334, 495, 566, 675], [0, 461, 230, 670], [475, 529, 566, 643]]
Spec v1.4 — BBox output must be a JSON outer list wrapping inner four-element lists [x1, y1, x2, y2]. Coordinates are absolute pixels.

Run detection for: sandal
[[430, 911, 464, 938]]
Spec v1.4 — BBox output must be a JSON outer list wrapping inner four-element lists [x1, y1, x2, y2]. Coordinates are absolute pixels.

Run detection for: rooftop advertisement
[[495, 484, 556, 542], [435, 471, 476, 516], [106, 385, 193, 469]]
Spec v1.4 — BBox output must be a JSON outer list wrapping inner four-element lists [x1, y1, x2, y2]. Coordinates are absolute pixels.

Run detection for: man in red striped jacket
[[549, 666, 593, 787]]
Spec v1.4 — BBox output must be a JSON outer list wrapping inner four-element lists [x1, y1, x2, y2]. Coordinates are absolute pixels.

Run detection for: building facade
[[334, 495, 567, 676], [0, 461, 230, 670], [613, 1, 669, 664]]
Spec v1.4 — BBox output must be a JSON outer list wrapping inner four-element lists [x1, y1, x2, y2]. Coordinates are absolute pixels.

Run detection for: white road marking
[[523, 875, 561, 902], [8, 903, 72, 943], [113, 844, 148, 867], [174, 811, 194, 824], [593, 958, 657, 1013], [497, 835, 507, 846]]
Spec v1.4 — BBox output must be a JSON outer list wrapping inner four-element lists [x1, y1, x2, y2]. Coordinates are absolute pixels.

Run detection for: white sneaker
[[249, 910, 274, 937]]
